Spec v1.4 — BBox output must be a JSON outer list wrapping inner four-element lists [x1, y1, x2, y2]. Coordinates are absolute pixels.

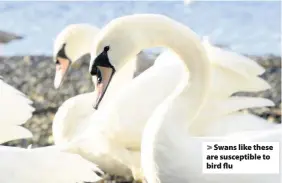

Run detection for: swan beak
[[54, 57, 70, 89], [94, 66, 115, 109]]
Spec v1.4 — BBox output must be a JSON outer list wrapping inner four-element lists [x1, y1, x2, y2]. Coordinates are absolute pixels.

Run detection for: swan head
[[53, 24, 100, 89], [88, 17, 142, 109]]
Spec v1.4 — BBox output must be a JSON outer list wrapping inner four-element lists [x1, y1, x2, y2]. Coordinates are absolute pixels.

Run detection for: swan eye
[[97, 69, 102, 84], [104, 46, 110, 52], [57, 43, 69, 60]]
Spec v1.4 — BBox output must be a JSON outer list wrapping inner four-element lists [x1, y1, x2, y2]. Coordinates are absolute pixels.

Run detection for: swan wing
[[0, 77, 34, 143], [52, 92, 96, 145], [0, 145, 103, 183], [52, 92, 131, 176], [203, 113, 280, 136], [188, 39, 275, 133], [180, 41, 281, 182], [203, 37, 265, 77], [190, 96, 274, 134], [222, 121, 282, 141], [209, 64, 270, 99], [156, 38, 266, 79], [156, 45, 269, 100], [203, 37, 270, 100]]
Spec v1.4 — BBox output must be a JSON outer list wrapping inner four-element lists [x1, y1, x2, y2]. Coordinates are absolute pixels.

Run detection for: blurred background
[[0, 1, 281, 55], [0, 1, 281, 148]]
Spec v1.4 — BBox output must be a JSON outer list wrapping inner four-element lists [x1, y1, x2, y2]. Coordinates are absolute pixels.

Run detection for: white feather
[[0, 77, 103, 183], [0, 145, 102, 183], [0, 77, 34, 143]]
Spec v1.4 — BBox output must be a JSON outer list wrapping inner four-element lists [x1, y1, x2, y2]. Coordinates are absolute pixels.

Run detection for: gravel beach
[[0, 53, 281, 182]]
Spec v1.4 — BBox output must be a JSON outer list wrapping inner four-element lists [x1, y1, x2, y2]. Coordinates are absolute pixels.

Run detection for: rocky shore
[[0, 54, 281, 148]]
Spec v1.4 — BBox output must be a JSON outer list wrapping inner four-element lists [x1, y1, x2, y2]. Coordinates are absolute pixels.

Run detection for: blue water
[[0, 1, 280, 56]]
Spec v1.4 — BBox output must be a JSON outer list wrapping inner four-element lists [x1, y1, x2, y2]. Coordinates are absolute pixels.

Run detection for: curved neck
[[122, 15, 211, 120], [68, 31, 100, 63]]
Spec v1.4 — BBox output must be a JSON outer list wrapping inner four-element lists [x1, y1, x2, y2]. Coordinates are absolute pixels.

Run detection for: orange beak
[[54, 57, 70, 89], [94, 66, 115, 109]]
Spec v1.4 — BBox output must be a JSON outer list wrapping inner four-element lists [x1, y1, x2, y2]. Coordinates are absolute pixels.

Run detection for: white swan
[[88, 14, 281, 183], [0, 77, 103, 183], [52, 23, 156, 180]]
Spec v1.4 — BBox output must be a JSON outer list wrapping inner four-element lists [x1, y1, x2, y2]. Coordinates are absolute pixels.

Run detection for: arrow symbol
[[207, 145, 212, 150]]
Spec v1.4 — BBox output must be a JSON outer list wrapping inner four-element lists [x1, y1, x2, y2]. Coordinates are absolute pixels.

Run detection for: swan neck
[[69, 33, 97, 63], [131, 16, 211, 118]]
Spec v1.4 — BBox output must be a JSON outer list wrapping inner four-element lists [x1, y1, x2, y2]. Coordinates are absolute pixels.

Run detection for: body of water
[[0, 1, 280, 56]]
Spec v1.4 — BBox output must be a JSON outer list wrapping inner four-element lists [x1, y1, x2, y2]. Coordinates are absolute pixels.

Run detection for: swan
[[0, 76, 103, 183], [87, 14, 281, 183], [52, 23, 156, 180]]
